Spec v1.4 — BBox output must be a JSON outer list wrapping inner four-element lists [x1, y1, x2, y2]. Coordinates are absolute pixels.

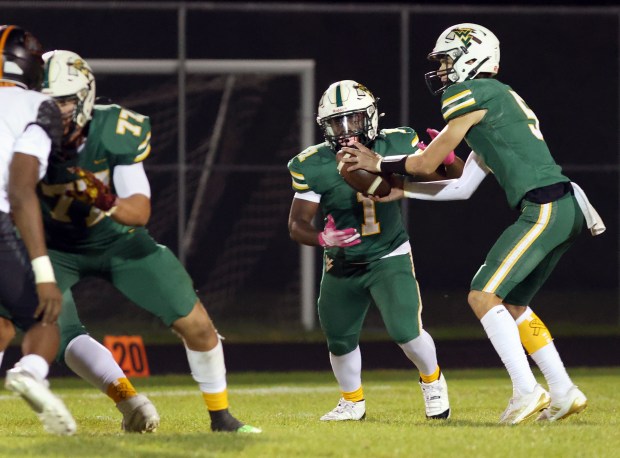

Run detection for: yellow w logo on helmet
[[70, 59, 92, 78], [454, 28, 474, 48]]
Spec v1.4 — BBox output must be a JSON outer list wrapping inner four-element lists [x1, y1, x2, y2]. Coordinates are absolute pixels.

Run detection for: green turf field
[[1, 368, 618, 457]]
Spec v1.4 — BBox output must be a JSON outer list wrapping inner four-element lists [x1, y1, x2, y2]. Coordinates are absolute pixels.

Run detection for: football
[[336, 152, 391, 198]]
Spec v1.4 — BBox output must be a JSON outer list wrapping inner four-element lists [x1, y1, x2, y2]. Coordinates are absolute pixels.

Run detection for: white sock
[[514, 307, 574, 398], [398, 329, 438, 375], [530, 343, 574, 398], [65, 335, 125, 393], [0, 351, 4, 369], [185, 339, 227, 393], [17, 354, 49, 381], [329, 346, 362, 393], [481, 305, 537, 395]]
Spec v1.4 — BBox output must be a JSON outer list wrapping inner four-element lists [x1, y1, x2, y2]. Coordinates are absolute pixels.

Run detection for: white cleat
[[420, 372, 451, 419], [499, 384, 550, 425], [320, 398, 366, 421], [537, 386, 587, 422], [117, 394, 160, 433], [5, 365, 76, 436]]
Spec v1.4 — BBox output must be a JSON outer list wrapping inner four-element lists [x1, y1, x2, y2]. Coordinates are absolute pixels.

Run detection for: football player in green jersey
[[288, 80, 463, 422], [341, 24, 605, 424], [0, 50, 260, 434]]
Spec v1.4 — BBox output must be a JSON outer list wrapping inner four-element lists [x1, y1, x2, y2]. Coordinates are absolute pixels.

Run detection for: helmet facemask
[[319, 106, 377, 150], [425, 49, 464, 95], [317, 80, 379, 151]]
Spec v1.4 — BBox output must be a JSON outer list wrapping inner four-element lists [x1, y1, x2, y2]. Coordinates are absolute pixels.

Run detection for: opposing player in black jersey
[[0, 25, 76, 435]]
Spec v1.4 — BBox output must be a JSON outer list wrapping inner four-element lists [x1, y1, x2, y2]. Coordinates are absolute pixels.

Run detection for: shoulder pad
[[379, 127, 420, 153], [35, 99, 64, 162], [92, 105, 152, 164]]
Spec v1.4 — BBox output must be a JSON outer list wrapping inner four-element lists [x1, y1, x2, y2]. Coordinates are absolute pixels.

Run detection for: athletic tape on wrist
[[31, 255, 56, 284], [379, 155, 410, 175]]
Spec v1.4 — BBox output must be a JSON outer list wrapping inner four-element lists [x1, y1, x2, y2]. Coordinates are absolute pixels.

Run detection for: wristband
[[380, 155, 410, 175], [443, 151, 456, 166], [31, 255, 56, 284]]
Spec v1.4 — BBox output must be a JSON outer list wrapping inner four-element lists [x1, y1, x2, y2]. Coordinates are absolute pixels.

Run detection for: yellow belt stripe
[[483, 203, 552, 293]]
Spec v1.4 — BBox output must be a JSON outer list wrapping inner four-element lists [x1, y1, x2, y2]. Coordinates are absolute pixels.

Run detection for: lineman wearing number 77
[[288, 79, 463, 422], [341, 23, 605, 425], [0, 50, 260, 434]]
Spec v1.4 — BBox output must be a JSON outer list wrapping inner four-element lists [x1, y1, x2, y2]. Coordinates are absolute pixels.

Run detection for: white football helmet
[[425, 23, 500, 95], [316, 80, 379, 150], [42, 50, 96, 130]]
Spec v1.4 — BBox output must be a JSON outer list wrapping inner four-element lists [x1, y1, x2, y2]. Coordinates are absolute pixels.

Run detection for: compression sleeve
[[294, 190, 321, 203], [113, 162, 152, 198], [403, 151, 490, 201]]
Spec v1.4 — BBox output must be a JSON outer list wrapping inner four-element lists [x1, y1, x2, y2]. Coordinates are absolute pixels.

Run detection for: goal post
[[88, 59, 318, 331]]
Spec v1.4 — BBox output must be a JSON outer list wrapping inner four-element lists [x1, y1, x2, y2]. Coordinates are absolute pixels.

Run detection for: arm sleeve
[[294, 190, 321, 203], [403, 151, 490, 200], [113, 162, 152, 198]]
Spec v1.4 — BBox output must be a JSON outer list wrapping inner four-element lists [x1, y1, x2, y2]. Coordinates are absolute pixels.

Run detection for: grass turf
[[0, 367, 618, 457]]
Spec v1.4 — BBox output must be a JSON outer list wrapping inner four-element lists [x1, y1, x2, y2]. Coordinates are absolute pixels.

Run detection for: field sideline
[[0, 368, 618, 457]]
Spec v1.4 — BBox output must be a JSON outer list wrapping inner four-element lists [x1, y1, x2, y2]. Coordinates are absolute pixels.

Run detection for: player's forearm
[[10, 191, 48, 259], [289, 219, 321, 247], [406, 134, 462, 176], [108, 194, 151, 226]]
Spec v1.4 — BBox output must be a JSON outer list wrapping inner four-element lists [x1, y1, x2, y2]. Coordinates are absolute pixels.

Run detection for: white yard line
[[0, 384, 394, 401]]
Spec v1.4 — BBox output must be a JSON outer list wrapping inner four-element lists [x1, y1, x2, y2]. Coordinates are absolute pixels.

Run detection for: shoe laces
[[334, 399, 356, 414]]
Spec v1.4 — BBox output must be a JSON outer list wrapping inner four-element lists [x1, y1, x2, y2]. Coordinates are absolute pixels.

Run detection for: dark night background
[[3, 2, 618, 341]]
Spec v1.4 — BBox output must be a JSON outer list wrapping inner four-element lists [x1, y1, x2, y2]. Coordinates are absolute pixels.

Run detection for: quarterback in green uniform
[[341, 24, 605, 424], [288, 80, 462, 422], [0, 50, 260, 434]]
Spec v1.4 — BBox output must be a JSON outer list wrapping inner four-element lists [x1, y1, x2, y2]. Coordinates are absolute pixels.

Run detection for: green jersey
[[39, 104, 152, 251], [288, 127, 422, 263], [441, 79, 569, 208]]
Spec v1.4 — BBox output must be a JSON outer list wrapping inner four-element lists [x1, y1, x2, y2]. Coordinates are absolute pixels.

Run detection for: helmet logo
[[69, 59, 92, 79], [355, 83, 372, 96], [450, 28, 475, 48]]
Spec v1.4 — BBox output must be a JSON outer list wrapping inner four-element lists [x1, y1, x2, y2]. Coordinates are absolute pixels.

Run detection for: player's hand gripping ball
[[336, 151, 391, 198]]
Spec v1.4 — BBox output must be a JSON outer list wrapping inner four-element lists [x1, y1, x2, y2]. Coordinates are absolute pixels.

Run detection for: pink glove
[[426, 128, 455, 166], [318, 214, 361, 248]]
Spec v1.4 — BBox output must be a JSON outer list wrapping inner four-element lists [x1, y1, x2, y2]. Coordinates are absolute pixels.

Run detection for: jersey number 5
[[509, 91, 544, 141]]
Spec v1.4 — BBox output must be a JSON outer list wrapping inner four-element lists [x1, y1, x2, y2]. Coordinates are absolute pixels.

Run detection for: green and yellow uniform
[[288, 128, 427, 355], [39, 104, 197, 360], [441, 79, 584, 304]]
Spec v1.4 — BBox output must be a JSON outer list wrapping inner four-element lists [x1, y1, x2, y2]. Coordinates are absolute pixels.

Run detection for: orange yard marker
[[103, 335, 150, 377]]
